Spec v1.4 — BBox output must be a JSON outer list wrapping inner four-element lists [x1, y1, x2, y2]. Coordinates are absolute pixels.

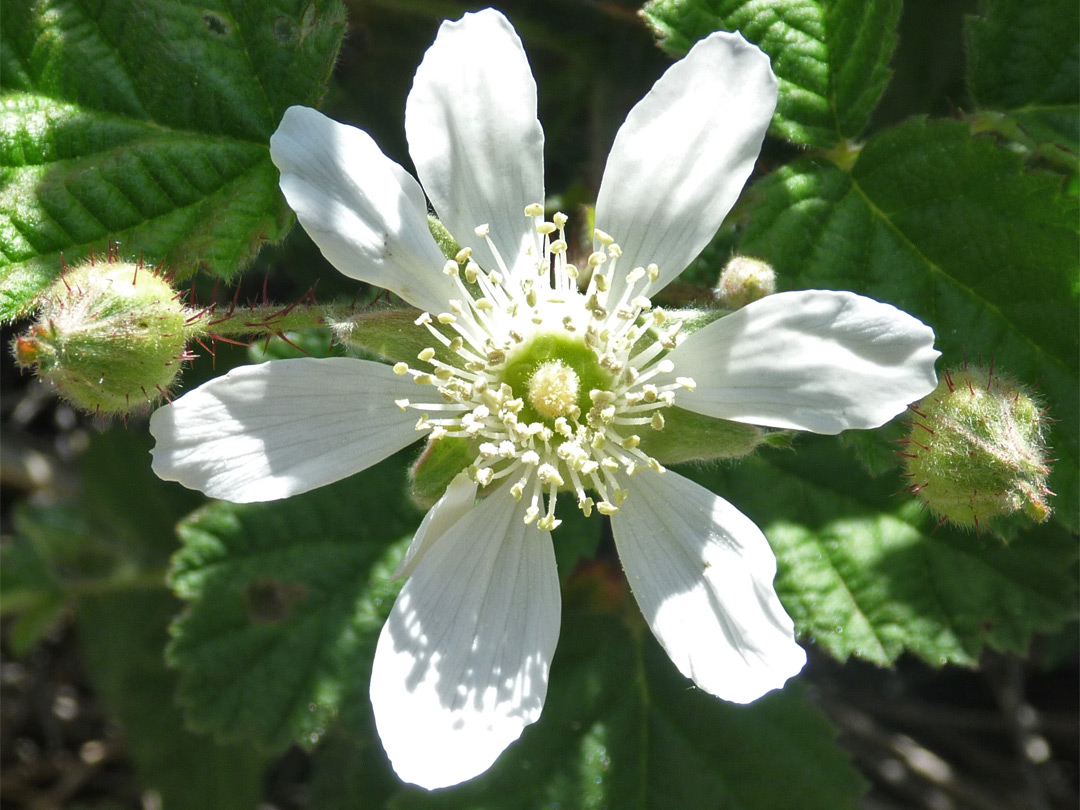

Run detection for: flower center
[[527, 360, 579, 420], [391, 206, 697, 530]]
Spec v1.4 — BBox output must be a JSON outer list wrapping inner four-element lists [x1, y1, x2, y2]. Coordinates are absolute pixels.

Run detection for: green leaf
[[688, 437, 1079, 667], [0, 0, 346, 320], [641, 0, 902, 147], [740, 118, 1080, 528], [967, 0, 1080, 158], [77, 589, 266, 810], [381, 596, 863, 810], [167, 453, 422, 751]]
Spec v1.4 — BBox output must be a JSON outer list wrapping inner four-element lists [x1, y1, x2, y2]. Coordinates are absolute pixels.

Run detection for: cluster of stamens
[[392, 205, 695, 529]]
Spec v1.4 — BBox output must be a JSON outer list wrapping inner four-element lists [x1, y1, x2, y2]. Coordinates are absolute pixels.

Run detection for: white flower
[[149, 8, 940, 790]]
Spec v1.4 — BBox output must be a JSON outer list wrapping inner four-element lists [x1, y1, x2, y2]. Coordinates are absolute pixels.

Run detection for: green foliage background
[[1, 0, 1076, 808]]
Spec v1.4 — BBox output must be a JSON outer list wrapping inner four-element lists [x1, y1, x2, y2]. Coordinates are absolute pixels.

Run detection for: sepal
[[638, 407, 766, 465], [332, 308, 452, 365], [409, 436, 475, 508]]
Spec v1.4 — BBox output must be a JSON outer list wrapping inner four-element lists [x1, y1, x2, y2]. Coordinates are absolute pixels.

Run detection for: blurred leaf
[[689, 437, 1079, 667], [77, 588, 266, 810], [309, 727, 401, 810], [967, 0, 1079, 159], [740, 118, 1080, 528], [0, 530, 65, 654], [9, 500, 109, 577], [1, 426, 203, 650], [167, 453, 421, 751], [78, 427, 205, 567], [1033, 619, 1080, 671], [642, 0, 902, 147], [376, 594, 863, 810], [551, 495, 604, 583], [0, 0, 346, 321]]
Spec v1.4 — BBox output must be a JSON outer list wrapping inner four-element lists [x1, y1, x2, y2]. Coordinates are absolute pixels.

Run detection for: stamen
[[398, 212, 683, 529]]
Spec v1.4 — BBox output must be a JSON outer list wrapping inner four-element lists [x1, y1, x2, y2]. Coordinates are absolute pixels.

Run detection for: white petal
[[392, 473, 478, 580], [668, 290, 940, 434], [150, 358, 426, 502], [594, 32, 776, 301], [611, 470, 805, 704], [270, 106, 457, 313], [371, 487, 560, 789], [405, 9, 544, 278]]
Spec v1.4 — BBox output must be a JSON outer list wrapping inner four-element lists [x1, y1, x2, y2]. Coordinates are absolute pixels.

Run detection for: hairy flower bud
[[713, 256, 776, 310], [13, 257, 193, 415], [900, 364, 1052, 530]]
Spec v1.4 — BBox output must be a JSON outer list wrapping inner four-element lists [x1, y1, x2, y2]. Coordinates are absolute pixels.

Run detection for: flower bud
[[713, 256, 776, 309], [13, 257, 193, 415], [900, 364, 1052, 530]]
